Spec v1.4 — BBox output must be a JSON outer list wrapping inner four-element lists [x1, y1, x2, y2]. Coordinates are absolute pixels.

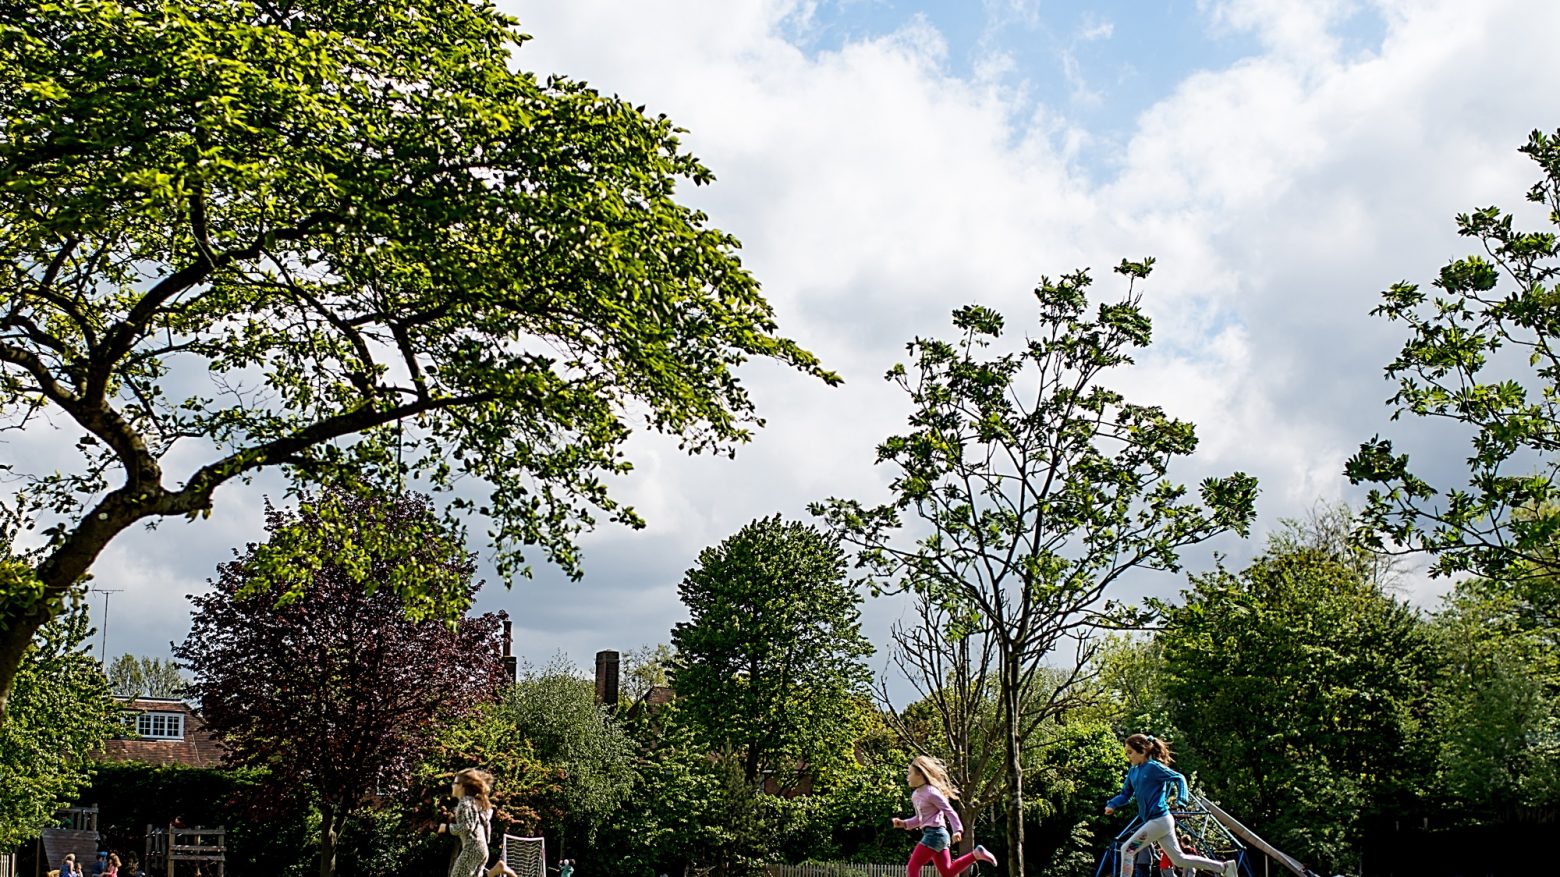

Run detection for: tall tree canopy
[[174, 491, 508, 877], [671, 515, 874, 789], [107, 653, 187, 699], [815, 260, 1257, 877], [1348, 128, 1560, 586], [1157, 517, 1434, 874], [0, 0, 835, 718]]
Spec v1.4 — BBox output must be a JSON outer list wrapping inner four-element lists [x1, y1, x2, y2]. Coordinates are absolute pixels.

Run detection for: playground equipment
[[144, 824, 225, 877], [1094, 795, 1319, 877], [39, 807, 98, 877], [501, 834, 546, 877]]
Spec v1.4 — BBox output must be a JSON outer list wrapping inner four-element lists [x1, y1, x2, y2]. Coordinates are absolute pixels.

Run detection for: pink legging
[[907, 841, 983, 877]]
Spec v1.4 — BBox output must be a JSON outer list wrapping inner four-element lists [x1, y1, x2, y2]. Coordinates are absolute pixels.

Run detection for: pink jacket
[[901, 784, 963, 835]]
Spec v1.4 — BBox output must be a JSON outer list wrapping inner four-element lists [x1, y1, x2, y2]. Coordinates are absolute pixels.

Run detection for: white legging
[[1118, 815, 1225, 877]]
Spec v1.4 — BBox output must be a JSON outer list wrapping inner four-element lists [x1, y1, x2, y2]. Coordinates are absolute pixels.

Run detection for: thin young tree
[[815, 260, 1257, 877], [879, 589, 1003, 854]]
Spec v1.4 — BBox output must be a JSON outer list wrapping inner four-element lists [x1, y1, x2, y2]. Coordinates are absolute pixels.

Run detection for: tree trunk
[[954, 801, 973, 856], [0, 495, 151, 724], [0, 599, 53, 724], [319, 801, 344, 877], [1002, 653, 1024, 877]]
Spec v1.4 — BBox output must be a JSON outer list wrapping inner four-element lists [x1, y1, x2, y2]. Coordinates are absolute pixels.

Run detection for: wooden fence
[[766, 863, 937, 877]]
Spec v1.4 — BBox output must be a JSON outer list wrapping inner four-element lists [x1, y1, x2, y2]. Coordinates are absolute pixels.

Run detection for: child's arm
[[1104, 769, 1134, 813], [926, 786, 962, 836], [449, 798, 477, 838], [1153, 762, 1191, 807], [897, 788, 928, 829]]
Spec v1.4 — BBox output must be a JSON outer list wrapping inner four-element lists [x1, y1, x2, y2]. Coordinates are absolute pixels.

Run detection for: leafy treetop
[[1348, 128, 1560, 584], [0, 0, 835, 716]]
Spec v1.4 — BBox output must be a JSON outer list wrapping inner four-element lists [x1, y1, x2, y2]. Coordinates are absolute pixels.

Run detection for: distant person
[[103, 853, 121, 877], [1105, 734, 1237, 877], [561, 860, 575, 877], [57, 852, 79, 877], [438, 767, 495, 877], [890, 755, 997, 877], [1131, 843, 1154, 877]]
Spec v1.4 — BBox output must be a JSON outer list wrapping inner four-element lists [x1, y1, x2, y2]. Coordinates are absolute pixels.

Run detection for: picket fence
[[764, 863, 938, 877]]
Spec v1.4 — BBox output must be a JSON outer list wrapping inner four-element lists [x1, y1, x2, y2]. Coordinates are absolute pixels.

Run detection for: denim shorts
[[918, 827, 950, 851]]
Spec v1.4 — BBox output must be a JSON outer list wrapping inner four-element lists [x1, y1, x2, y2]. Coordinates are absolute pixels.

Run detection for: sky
[[26, 0, 1560, 699]]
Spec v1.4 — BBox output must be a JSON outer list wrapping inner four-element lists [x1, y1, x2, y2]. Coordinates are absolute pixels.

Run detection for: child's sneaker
[[1221, 859, 1237, 877], [974, 846, 997, 866]]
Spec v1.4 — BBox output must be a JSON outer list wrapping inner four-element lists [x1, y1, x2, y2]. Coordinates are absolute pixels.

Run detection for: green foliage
[[391, 702, 565, 877], [814, 260, 1257, 877], [0, 602, 118, 848], [106, 653, 186, 699], [1022, 720, 1122, 875], [1157, 521, 1434, 874], [621, 643, 675, 705], [1348, 128, 1560, 585], [1427, 577, 1560, 818], [672, 515, 874, 788], [1090, 634, 1175, 735], [83, 762, 316, 877], [0, 0, 834, 719], [590, 705, 738, 877], [495, 663, 637, 842]]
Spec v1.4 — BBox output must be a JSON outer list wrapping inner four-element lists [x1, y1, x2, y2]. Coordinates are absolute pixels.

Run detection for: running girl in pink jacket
[[890, 756, 997, 877]]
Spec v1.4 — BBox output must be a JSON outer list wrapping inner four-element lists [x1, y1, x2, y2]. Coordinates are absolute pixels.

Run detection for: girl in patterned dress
[[439, 768, 495, 877]]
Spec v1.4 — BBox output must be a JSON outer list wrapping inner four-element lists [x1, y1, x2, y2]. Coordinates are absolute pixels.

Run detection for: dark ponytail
[[1125, 732, 1174, 765]]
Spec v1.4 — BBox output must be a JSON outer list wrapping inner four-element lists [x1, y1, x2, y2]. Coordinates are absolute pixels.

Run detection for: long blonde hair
[[454, 767, 494, 810], [910, 755, 960, 800]]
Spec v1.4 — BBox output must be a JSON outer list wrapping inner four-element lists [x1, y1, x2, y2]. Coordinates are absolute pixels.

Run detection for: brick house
[[96, 697, 224, 768]]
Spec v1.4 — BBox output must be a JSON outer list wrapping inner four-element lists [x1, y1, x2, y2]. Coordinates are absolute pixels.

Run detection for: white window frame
[[135, 711, 184, 740]]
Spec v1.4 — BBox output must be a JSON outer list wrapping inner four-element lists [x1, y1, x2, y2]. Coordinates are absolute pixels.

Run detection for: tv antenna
[[90, 586, 124, 664]]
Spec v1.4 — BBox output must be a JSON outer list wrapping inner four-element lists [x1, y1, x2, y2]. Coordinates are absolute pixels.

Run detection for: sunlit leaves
[[1350, 129, 1560, 582]]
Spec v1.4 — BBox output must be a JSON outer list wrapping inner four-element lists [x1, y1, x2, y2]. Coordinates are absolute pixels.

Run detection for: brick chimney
[[594, 650, 619, 706], [502, 617, 517, 682]]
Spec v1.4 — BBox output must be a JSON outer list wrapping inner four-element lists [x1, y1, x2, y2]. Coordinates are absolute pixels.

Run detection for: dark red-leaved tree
[[175, 490, 508, 877]]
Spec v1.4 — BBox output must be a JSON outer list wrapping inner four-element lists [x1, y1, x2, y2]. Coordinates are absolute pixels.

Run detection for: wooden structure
[[39, 807, 99, 876], [144, 825, 225, 877], [1196, 795, 1317, 877]]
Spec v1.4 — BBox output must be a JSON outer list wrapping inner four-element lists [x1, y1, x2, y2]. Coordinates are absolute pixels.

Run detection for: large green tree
[[671, 515, 874, 789], [0, 0, 834, 719], [1427, 576, 1560, 820], [814, 261, 1257, 877], [1157, 517, 1434, 874], [1348, 128, 1560, 587], [496, 662, 637, 848], [0, 600, 119, 848]]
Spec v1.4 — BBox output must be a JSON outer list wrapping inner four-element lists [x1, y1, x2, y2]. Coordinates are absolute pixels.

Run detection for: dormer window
[[136, 711, 184, 740]]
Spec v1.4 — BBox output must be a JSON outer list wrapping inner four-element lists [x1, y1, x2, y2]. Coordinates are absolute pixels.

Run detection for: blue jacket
[[1106, 759, 1190, 822]]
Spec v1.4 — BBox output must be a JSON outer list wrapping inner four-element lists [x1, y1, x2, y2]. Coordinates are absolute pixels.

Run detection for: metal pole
[[91, 587, 123, 664]]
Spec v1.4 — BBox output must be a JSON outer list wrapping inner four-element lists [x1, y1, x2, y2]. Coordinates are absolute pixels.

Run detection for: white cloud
[[44, 0, 1560, 681]]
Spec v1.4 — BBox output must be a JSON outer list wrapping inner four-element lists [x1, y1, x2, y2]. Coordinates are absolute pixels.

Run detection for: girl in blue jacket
[[1104, 734, 1237, 877]]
